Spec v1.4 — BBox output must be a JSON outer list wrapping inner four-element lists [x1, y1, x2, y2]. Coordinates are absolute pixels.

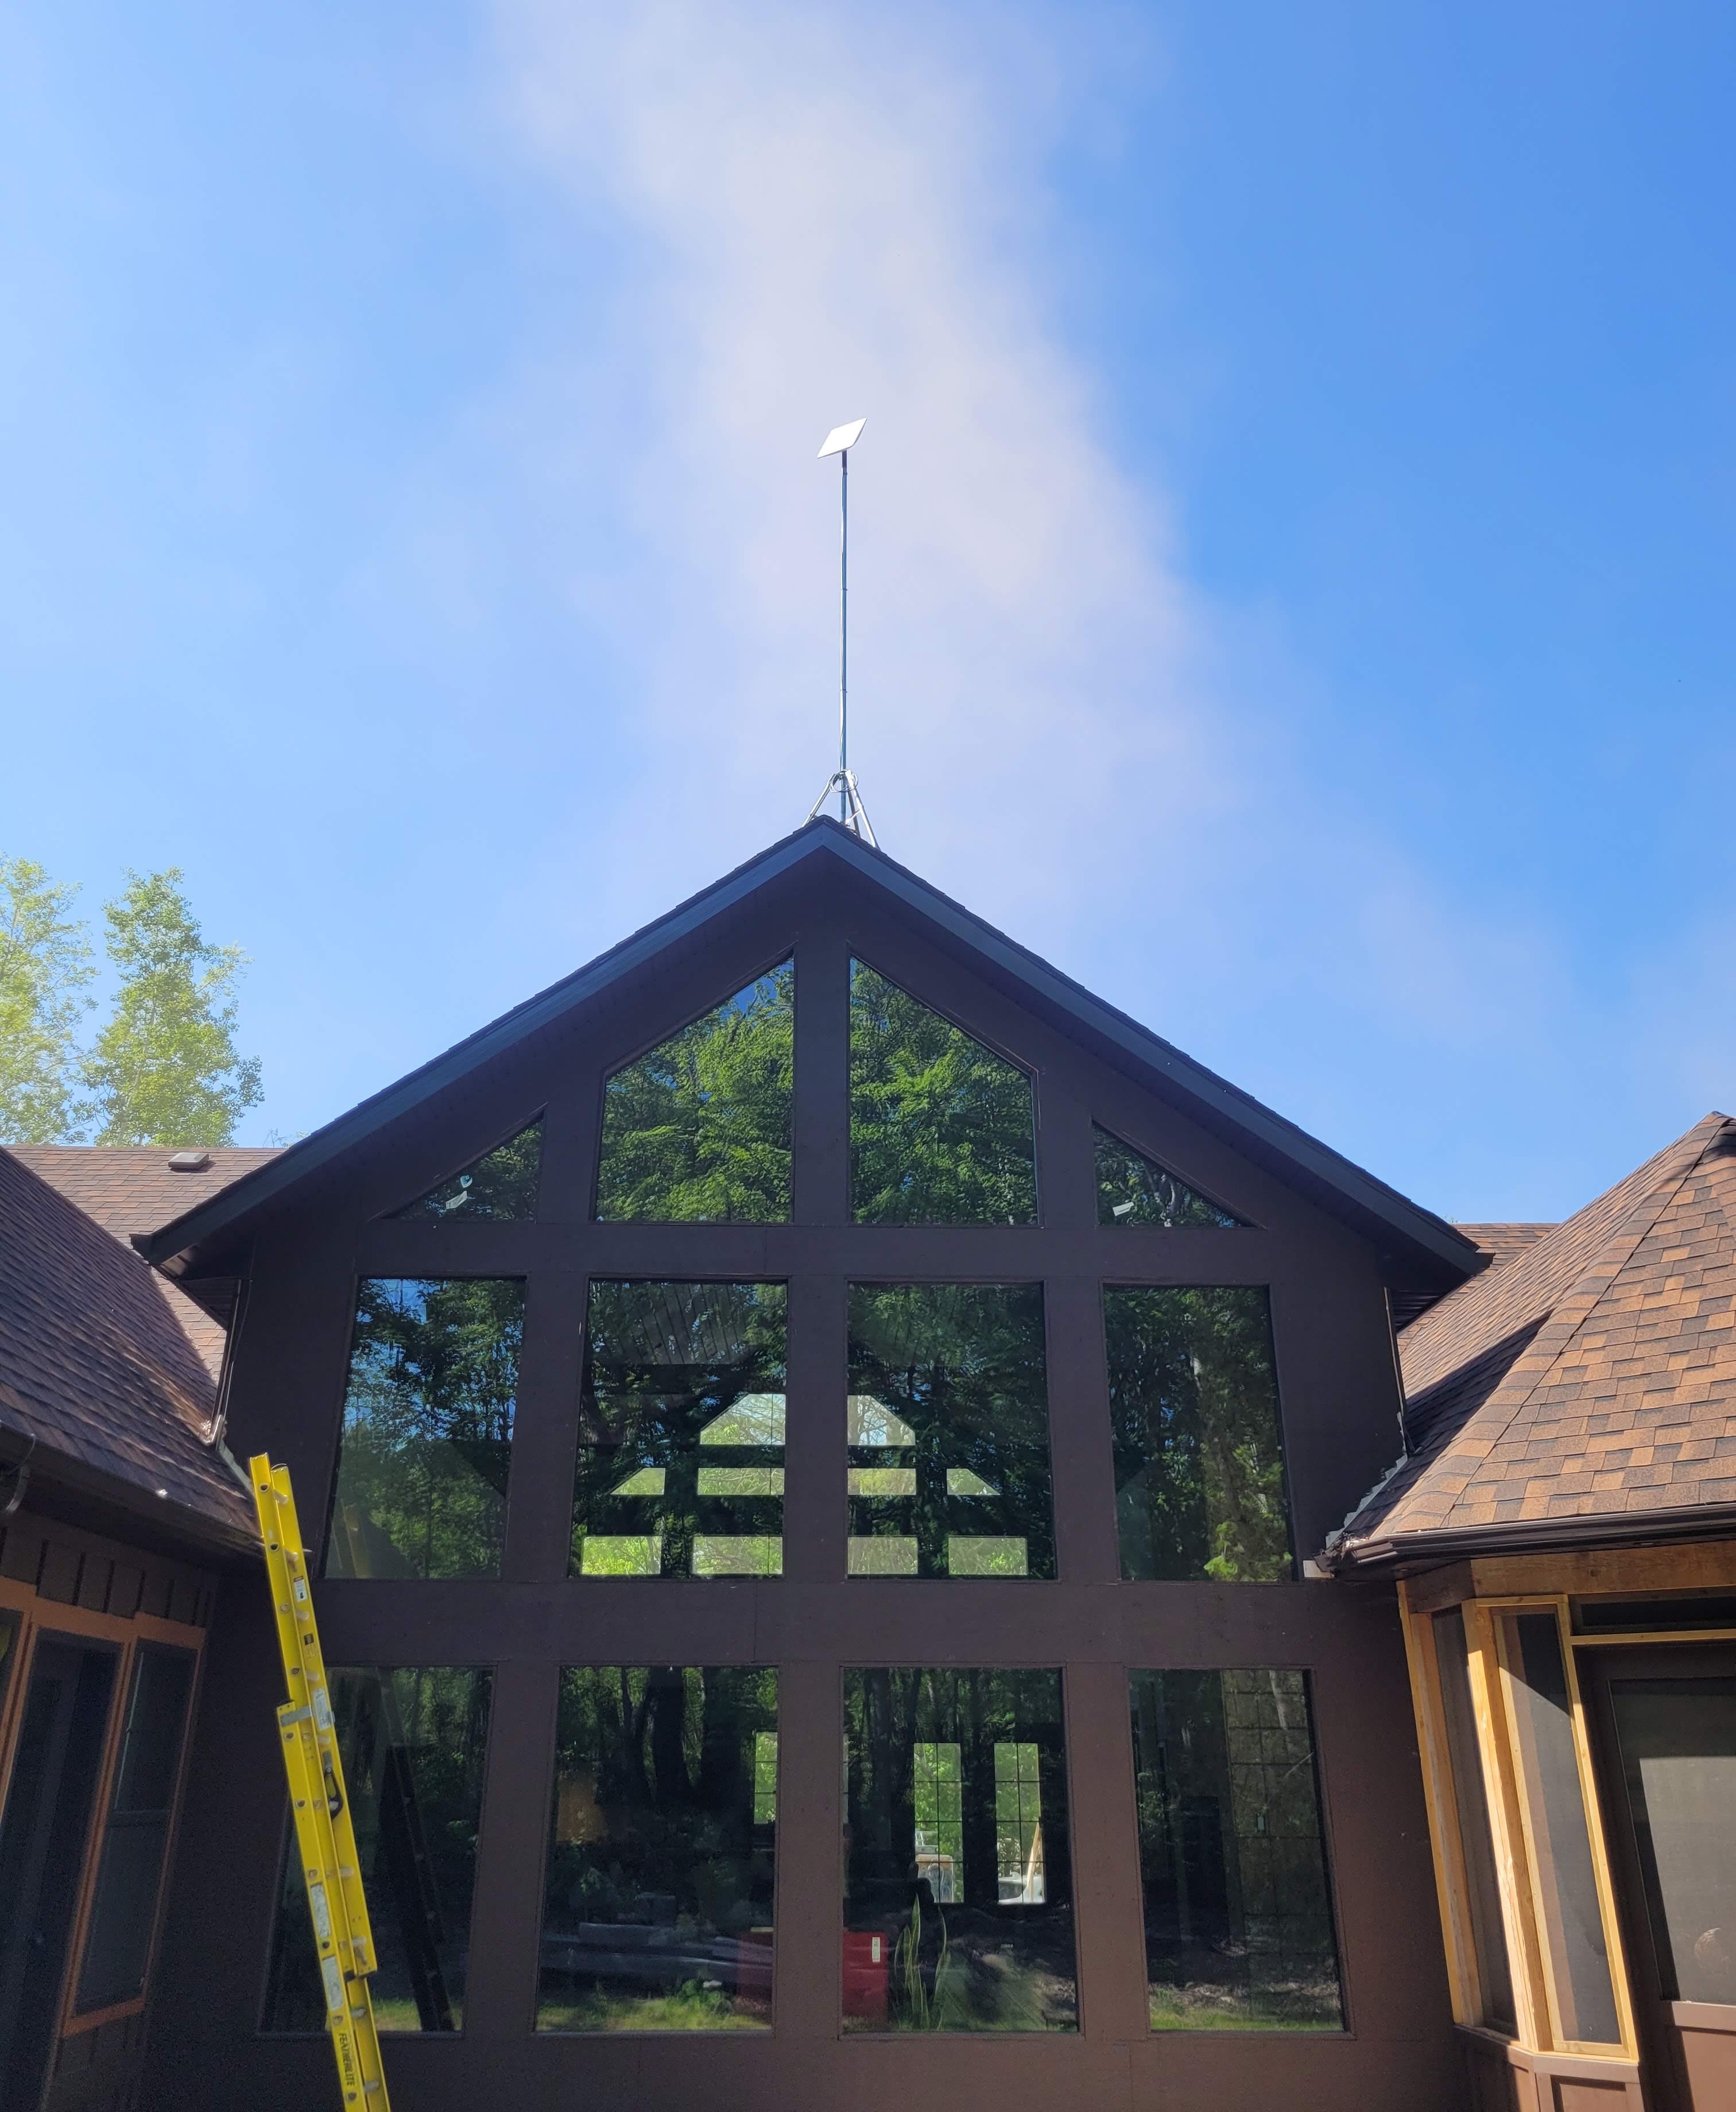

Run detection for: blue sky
[[2, 2, 1731, 1219]]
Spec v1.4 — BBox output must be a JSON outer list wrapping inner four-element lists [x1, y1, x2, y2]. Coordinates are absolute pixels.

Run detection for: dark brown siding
[[145, 866, 1460, 2111]]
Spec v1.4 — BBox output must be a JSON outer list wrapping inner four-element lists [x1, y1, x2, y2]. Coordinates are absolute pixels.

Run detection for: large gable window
[[595, 963, 793, 1223], [572, 1282, 786, 1578], [1104, 1286, 1292, 1583], [846, 1284, 1054, 1579], [1094, 1125, 1246, 1229], [264, 1665, 491, 2032], [390, 1120, 543, 1221], [843, 1668, 1075, 2030], [537, 1667, 777, 2031], [1130, 1668, 1343, 2030], [326, 1278, 522, 1580], [849, 960, 1037, 1224]]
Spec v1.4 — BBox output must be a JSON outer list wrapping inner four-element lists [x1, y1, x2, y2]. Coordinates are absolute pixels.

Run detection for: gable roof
[[137, 817, 1480, 1288], [12, 1146, 281, 1376], [0, 1147, 256, 1552], [1326, 1110, 1736, 1567]]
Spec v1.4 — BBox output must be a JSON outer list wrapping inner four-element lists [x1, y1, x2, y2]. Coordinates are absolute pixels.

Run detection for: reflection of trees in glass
[[1105, 1287, 1292, 1582], [537, 1667, 777, 2032], [846, 1285, 1053, 1579], [392, 1120, 542, 1220], [596, 966, 793, 1222], [264, 1665, 493, 2034], [1095, 1126, 1245, 1229], [1129, 1669, 1342, 2031], [850, 961, 1036, 1224], [843, 1668, 1075, 2033], [326, 1278, 522, 1580], [572, 1283, 786, 1578]]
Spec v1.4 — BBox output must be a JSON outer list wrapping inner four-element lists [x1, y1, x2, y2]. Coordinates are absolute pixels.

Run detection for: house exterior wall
[[145, 866, 1462, 2110]]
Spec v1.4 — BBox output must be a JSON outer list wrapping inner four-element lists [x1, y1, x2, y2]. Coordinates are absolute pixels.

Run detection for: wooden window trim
[[0, 1574, 208, 2046], [1397, 1594, 1483, 2025], [1404, 1587, 1639, 2062]]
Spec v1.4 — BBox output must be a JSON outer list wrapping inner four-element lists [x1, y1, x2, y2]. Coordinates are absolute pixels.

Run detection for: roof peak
[[133, 820, 1476, 1286]]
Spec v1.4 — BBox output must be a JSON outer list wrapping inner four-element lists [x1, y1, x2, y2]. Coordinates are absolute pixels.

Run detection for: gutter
[[0, 1415, 259, 1561], [1319, 1498, 1736, 1575]]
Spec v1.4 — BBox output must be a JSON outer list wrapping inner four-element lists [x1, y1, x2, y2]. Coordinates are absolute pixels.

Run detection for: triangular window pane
[[392, 1120, 542, 1221], [596, 963, 793, 1222], [850, 960, 1036, 1224], [1094, 1125, 1246, 1229]]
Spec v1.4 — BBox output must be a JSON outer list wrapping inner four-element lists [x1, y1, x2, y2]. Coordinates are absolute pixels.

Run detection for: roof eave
[[1323, 1499, 1736, 1575], [0, 1427, 259, 1560], [140, 819, 1481, 1284]]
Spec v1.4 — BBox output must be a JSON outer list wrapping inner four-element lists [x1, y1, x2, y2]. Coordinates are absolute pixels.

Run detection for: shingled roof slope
[[1327, 1111, 1736, 1565], [0, 1148, 254, 1547], [1452, 1222, 1556, 1270], [11, 1146, 281, 1380]]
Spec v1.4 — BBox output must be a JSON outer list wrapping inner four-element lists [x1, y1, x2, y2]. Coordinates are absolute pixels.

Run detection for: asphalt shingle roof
[[0, 1147, 256, 1543], [1329, 1111, 1736, 1563], [10, 1146, 280, 1377]]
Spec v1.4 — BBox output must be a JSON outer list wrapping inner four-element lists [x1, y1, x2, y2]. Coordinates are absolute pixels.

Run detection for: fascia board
[[141, 819, 1478, 1281]]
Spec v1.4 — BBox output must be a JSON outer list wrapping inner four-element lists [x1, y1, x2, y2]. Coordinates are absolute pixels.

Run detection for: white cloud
[[487, 0, 1212, 939], [464, 0, 1617, 1209]]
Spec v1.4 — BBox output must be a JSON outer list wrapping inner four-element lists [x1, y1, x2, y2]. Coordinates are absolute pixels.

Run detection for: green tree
[[850, 962, 1037, 1225], [0, 855, 96, 1143], [84, 867, 262, 1146], [596, 964, 794, 1222]]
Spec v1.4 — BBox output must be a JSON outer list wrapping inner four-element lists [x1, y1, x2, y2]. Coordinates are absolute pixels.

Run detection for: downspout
[[205, 1260, 257, 1497]]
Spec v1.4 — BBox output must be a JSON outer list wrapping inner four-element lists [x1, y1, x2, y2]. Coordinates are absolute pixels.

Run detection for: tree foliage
[[846, 1284, 1055, 1578], [327, 1276, 524, 1580], [850, 962, 1036, 1224], [596, 966, 793, 1222], [1105, 1286, 1292, 1582], [0, 855, 96, 1144], [394, 1119, 543, 1220], [83, 867, 262, 1146]]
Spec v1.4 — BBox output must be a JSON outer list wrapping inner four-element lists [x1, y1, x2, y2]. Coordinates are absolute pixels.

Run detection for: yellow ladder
[[250, 1454, 393, 2110]]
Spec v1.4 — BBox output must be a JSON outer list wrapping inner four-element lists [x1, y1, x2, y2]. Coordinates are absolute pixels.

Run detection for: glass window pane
[[847, 1285, 1053, 1580], [1105, 1286, 1292, 1582], [573, 1282, 786, 1580], [537, 1667, 777, 2031], [1498, 1612, 1621, 2045], [1095, 1126, 1245, 1228], [1430, 1610, 1517, 2033], [596, 965, 793, 1223], [1609, 1677, 1736, 2006], [849, 960, 1036, 1224], [390, 1120, 542, 1220], [326, 1278, 522, 1579], [1130, 1668, 1343, 2031], [264, 1667, 492, 2033], [74, 1645, 196, 2012], [843, 1669, 1075, 2032]]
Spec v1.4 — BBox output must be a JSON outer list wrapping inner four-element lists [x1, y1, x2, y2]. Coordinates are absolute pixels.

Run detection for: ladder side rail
[[278, 1706, 390, 2106], [261, 1460, 379, 1974], [251, 1454, 393, 2109]]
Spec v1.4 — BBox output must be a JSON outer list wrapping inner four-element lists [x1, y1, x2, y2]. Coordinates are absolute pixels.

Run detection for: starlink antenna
[[806, 417, 878, 846]]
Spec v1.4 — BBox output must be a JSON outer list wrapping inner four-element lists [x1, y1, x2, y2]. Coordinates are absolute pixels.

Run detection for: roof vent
[[168, 1149, 211, 1172]]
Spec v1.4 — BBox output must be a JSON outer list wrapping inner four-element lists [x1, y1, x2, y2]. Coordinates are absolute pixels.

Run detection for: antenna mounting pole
[[808, 417, 877, 846]]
